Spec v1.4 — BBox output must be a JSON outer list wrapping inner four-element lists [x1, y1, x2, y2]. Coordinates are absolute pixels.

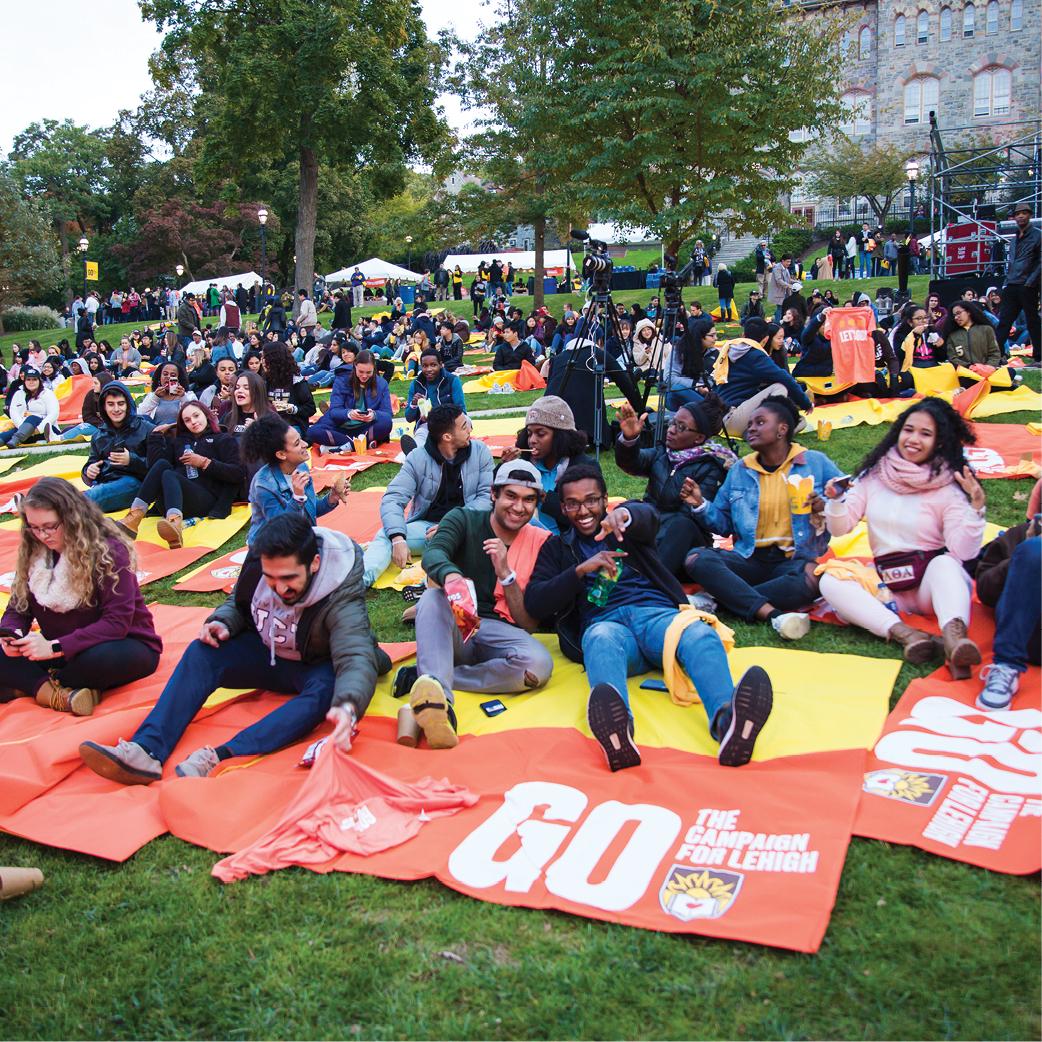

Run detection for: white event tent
[[440, 249, 573, 273], [179, 271, 261, 295], [325, 257, 422, 284]]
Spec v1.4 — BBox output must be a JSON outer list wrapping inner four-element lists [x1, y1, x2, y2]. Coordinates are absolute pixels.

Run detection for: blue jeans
[[59, 422, 99, 442], [83, 475, 143, 513], [132, 631, 337, 763], [0, 414, 43, 447], [307, 370, 336, 387], [719, 297, 733, 319], [581, 604, 734, 738], [362, 519, 432, 587], [774, 305, 784, 323], [666, 387, 704, 412], [993, 537, 1041, 672], [686, 546, 814, 621], [858, 249, 870, 278]]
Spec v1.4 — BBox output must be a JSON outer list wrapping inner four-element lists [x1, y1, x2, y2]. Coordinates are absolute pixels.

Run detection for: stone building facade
[[789, 0, 1041, 223]]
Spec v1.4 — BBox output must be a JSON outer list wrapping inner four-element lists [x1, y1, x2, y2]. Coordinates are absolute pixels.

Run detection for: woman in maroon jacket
[[0, 477, 162, 716]]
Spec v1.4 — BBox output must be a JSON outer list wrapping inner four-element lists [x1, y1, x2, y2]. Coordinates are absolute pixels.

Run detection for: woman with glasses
[[0, 478, 161, 716], [614, 395, 737, 578]]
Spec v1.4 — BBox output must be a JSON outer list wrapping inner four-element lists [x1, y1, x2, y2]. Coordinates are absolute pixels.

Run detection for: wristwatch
[[49, 639, 62, 658], [499, 570, 517, 587]]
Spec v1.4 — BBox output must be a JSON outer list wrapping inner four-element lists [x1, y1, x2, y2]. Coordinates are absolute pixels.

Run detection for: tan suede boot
[[156, 514, 184, 549], [35, 678, 100, 717], [118, 506, 146, 537], [942, 619, 981, 680], [0, 867, 44, 900], [888, 622, 941, 665]]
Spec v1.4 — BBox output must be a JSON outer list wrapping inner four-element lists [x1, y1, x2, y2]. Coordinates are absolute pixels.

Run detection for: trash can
[[543, 277, 557, 295], [646, 272, 662, 289], [399, 284, 416, 305]]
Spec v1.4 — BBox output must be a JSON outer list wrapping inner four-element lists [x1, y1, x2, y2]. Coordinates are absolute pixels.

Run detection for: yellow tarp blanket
[[372, 560, 425, 591], [800, 375, 855, 398], [0, 456, 25, 476], [463, 370, 525, 392], [364, 634, 898, 762], [470, 415, 527, 438]]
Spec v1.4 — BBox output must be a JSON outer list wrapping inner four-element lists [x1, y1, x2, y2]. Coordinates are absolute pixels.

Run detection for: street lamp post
[[78, 236, 89, 303], [175, 263, 184, 286], [257, 208, 269, 302], [905, 157, 920, 281], [405, 235, 413, 272]]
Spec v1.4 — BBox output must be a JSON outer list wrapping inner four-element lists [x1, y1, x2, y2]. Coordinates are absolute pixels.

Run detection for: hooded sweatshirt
[[82, 383, 155, 485], [250, 529, 358, 667]]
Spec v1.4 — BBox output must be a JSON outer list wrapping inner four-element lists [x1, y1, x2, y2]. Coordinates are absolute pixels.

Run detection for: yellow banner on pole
[[85, 261, 99, 281]]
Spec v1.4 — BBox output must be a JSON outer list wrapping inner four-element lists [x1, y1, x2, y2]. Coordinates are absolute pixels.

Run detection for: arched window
[[894, 13, 906, 45], [974, 67, 1012, 116], [904, 76, 939, 124], [859, 25, 872, 58], [985, 0, 999, 32], [1011, 0, 1024, 29], [917, 10, 930, 41], [840, 91, 873, 137], [963, 3, 975, 35], [940, 6, 953, 39]]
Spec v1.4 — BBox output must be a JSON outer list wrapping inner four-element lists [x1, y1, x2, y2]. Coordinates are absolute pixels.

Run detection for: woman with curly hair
[[138, 360, 196, 428], [0, 478, 161, 715], [261, 341, 316, 437], [818, 398, 986, 677]]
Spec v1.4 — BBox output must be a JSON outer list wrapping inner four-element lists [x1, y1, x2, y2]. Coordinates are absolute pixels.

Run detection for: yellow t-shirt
[[744, 443, 805, 553]]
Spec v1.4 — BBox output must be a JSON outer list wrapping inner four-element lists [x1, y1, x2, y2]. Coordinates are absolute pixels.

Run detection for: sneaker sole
[[775, 615, 811, 641], [587, 684, 641, 772], [718, 667, 773, 768], [409, 676, 459, 750], [974, 694, 1012, 712], [79, 741, 161, 786]]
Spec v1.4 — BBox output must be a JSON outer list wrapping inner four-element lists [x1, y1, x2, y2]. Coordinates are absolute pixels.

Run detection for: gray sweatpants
[[415, 588, 554, 702]]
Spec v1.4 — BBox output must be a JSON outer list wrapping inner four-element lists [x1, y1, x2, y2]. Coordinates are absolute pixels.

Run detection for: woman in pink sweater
[[819, 399, 986, 678]]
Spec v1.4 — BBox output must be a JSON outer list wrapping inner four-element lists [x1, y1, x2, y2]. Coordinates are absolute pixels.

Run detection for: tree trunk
[[533, 214, 545, 310], [58, 221, 71, 303], [294, 137, 319, 319]]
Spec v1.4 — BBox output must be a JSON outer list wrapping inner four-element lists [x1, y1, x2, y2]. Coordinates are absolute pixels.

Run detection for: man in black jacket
[[525, 463, 773, 772], [332, 290, 353, 331], [80, 513, 391, 784], [492, 325, 537, 371], [81, 383, 155, 513], [436, 320, 465, 370], [995, 203, 1041, 363]]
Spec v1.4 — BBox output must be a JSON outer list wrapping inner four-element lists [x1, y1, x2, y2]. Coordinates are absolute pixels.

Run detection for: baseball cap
[[493, 459, 544, 492]]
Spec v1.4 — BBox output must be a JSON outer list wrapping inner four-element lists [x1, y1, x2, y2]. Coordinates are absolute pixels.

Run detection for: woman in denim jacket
[[682, 395, 841, 640]]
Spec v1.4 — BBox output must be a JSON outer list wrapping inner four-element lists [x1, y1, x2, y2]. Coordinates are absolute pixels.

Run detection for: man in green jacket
[[79, 513, 390, 784], [401, 460, 555, 749]]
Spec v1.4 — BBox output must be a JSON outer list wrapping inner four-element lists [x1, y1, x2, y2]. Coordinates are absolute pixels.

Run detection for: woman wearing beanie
[[614, 394, 738, 577], [711, 317, 812, 438], [817, 399, 986, 678], [500, 395, 598, 535]]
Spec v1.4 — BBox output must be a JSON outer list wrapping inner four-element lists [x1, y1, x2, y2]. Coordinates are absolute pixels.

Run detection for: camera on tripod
[[572, 229, 614, 291]]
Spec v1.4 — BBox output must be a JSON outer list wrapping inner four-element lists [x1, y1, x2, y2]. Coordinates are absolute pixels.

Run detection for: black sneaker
[[392, 665, 418, 699], [717, 666, 773, 768], [400, 434, 418, 455], [587, 683, 641, 772]]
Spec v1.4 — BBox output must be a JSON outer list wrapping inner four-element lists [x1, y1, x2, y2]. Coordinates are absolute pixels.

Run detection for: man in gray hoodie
[[79, 513, 391, 784]]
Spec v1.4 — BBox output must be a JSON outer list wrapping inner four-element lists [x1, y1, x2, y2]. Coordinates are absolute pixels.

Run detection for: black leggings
[[2, 638, 160, 697], [138, 459, 217, 517], [375, 359, 395, 384]]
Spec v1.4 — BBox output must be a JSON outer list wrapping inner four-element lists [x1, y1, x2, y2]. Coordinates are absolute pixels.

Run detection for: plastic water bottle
[[183, 517, 199, 529]]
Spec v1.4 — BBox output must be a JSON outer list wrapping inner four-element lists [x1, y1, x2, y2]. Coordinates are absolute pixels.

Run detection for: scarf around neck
[[667, 442, 738, 473], [874, 446, 953, 496]]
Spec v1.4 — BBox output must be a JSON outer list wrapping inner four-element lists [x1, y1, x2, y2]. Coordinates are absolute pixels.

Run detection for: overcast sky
[[0, 0, 477, 156]]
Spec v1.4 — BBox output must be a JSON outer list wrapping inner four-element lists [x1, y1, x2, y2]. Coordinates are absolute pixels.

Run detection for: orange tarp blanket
[[965, 422, 1042, 479], [56, 374, 93, 423]]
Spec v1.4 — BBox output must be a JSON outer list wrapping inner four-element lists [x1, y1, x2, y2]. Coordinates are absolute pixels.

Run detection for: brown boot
[[35, 678, 100, 717], [942, 619, 981, 680], [156, 514, 183, 549], [118, 506, 146, 537], [888, 622, 941, 665]]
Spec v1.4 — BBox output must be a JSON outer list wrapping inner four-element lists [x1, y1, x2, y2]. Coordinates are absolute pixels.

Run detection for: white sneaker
[[318, 444, 341, 456], [770, 612, 811, 641], [175, 745, 220, 778], [687, 591, 718, 613], [975, 663, 1020, 711]]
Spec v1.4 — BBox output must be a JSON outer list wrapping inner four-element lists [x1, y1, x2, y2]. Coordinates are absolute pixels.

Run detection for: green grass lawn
[[0, 317, 1038, 1040]]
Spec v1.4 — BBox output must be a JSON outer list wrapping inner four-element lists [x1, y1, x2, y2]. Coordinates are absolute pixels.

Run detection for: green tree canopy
[[0, 174, 63, 323], [141, 0, 449, 305], [806, 136, 913, 225]]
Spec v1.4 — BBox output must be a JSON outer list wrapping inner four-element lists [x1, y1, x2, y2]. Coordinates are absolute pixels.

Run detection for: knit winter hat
[[525, 395, 576, 431]]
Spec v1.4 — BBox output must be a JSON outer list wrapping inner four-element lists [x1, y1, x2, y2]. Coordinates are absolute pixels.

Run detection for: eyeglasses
[[668, 419, 698, 435], [561, 494, 605, 515], [27, 521, 63, 537]]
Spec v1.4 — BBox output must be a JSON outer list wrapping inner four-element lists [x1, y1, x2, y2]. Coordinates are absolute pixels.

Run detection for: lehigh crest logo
[[659, 866, 743, 922], [863, 768, 947, 806]]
